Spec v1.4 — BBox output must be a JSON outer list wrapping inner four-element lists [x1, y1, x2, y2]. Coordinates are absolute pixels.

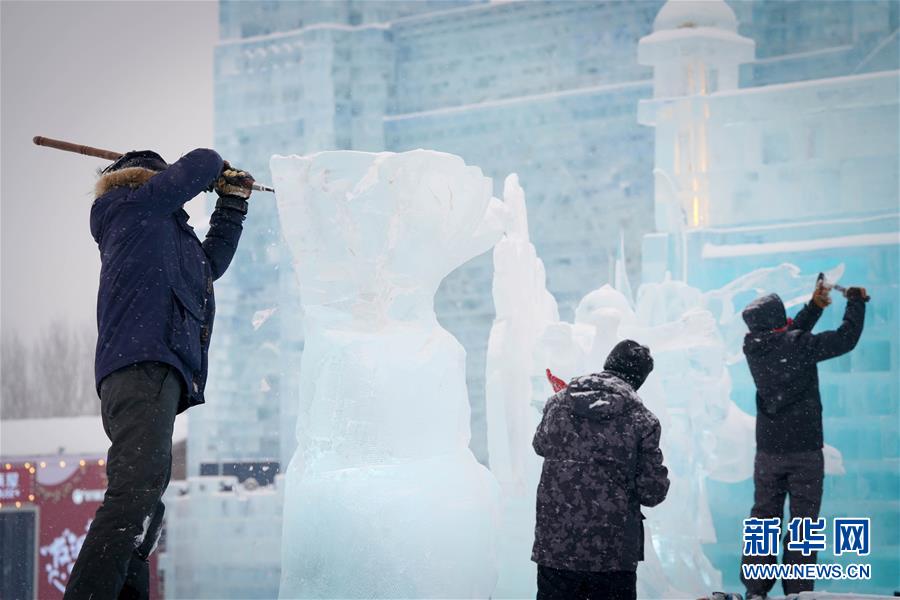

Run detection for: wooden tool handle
[[33, 136, 123, 161], [34, 135, 277, 192]]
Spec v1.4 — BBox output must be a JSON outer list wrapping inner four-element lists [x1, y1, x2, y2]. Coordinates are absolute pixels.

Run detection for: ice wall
[[271, 150, 503, 598], [218, 0, 480, 41], [203, 0, 897, 476], [639, 72, 898, 237], [732, 1, 899, 86], [159, 476, 284, 599]]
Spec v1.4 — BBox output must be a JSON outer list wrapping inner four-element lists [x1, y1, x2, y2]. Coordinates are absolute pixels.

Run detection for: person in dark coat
[[532, 340, 670, 600], [64, 149, 253, 600], [739, 282, 867, 600]]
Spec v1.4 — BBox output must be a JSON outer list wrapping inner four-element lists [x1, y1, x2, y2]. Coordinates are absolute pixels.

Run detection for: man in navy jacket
[[65, 149, 252, 600]]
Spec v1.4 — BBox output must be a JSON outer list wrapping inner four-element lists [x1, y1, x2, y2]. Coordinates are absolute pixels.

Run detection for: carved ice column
[[271, 150, 504, 599]]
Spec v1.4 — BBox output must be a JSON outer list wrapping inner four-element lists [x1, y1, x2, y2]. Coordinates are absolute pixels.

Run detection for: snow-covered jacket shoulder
[[531, 372, 669, 572]]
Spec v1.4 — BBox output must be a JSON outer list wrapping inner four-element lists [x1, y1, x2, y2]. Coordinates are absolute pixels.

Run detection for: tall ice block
[[271, 150, 504, 598]]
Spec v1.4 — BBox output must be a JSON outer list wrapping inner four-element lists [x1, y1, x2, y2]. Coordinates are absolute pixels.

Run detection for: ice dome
[[575, 284, 634, 326], [653, 0, 738, 32]]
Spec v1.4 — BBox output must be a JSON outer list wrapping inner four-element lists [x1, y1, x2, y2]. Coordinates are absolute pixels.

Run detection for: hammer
[[33, 135, 275, 193]]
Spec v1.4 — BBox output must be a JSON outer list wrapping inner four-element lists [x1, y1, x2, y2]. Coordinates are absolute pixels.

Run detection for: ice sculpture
[[485, 195, 848, 597], [484, 175, 558, 598], [270, 150, 503, 599], [486, 174, 559, 492]]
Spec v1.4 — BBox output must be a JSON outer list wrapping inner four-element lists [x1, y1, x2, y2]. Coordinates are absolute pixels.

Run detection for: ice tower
[[638, 0, 755, 237], [638, 0, 899, 593]]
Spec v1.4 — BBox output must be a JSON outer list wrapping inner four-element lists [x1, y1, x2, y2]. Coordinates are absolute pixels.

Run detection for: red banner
[[4, 459, 159, 598], [34, 461, 108, 597]]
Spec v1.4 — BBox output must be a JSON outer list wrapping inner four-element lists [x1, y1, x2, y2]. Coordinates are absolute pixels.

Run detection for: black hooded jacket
[[742, 294, 866, 454], [532, 341, 669, 572]]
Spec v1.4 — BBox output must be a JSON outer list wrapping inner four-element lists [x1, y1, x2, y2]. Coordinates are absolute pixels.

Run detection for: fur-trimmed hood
[[95, 166, 159, 198]]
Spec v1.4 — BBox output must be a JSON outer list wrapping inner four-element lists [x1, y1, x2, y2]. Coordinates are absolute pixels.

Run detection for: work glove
[[845, 287, 870, 302], [215, 161, 254, 200], [812, 278, 832, 309], [213, 161, 253, 216]]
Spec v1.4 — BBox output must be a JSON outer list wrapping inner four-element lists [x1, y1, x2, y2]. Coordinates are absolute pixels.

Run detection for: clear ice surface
[[270, 150, 504, 598]]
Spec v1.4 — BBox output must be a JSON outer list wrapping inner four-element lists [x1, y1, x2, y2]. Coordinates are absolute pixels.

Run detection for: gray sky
[[1, 1, 218, 341]]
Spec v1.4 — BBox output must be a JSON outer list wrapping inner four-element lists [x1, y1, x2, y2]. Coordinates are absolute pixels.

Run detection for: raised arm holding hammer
[[53, 144, 256, 600]]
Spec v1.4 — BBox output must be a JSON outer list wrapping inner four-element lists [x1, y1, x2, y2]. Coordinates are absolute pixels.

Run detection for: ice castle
[[160, 1, 898, 597]]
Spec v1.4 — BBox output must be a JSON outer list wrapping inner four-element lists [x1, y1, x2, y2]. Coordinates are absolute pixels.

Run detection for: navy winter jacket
[[90, 148, 244, 413], [742, 295, 866, 454]]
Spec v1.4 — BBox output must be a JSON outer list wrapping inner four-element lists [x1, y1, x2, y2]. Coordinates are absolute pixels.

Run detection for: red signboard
[[35, 460, 107, 597], [3, 459, 159, 598]]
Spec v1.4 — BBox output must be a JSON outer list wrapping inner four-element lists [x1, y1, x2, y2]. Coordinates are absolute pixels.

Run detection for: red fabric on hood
[[772, 317, 794, 333]]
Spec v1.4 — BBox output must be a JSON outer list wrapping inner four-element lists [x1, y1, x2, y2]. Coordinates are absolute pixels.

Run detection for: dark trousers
[[740, 450, 824, 597], [537, 565, 636, 600], [64, 362, 181, 600]]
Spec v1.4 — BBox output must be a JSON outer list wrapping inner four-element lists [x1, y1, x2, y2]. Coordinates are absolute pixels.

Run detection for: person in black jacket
[[64, 149, 253, 600], [739, 281, 867, 600], [532, 340, 670, 600]]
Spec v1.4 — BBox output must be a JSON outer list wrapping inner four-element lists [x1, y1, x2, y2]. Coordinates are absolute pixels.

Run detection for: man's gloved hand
[[845, 287, 870, 302], [215, 161, 254, 200], [812, 278, 832, 309]]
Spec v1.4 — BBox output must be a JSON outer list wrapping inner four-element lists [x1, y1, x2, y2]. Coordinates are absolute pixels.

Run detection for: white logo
[[39, 520, 91, 593], [0, 472, 21, 500], [71, 489, 105, 505]]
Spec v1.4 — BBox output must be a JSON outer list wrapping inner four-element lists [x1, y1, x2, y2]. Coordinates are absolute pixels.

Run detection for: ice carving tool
[[817, 272, 869, 302], [33, 135, 275, 193], [817, 272, 847, 296]]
